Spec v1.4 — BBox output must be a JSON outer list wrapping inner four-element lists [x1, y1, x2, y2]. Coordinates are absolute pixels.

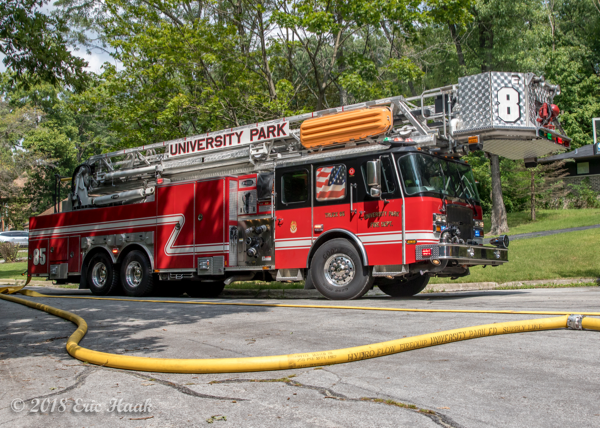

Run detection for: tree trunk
[[257, 9, 277, 100], [448, 22, 465, 67], [489, 154, 509, 235], [530, 170, 536, 221]]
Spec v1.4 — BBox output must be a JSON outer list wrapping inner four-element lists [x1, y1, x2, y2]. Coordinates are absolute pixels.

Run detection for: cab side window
[[381, 156, 396, 193], [281, 169, 308, 204], [360, 156, 396, 195], [315, 164, 347, 201]]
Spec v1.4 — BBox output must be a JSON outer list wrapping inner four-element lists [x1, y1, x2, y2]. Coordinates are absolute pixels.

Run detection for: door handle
[[277, 218, 284, 225], [350, 183, 357, 214]]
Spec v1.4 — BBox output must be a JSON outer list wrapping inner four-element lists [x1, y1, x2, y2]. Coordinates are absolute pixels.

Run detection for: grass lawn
[[430, 228, 599, 284], [484, 208, 600, 236], [0, 261, 28, 281]]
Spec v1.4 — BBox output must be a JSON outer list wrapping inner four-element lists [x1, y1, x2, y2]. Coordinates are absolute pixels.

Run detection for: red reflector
[[157, 178, 164, 184], [422, 248, 432, 257]]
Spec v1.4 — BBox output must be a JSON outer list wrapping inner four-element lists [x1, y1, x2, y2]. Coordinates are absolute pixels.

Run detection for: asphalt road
[[1, 286, 599, 428]]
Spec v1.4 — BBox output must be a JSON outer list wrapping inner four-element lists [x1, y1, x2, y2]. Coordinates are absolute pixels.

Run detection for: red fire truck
[[27, 72, 570, 300]]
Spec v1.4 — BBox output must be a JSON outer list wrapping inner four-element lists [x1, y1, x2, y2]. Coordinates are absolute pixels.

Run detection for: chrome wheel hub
[[125, 261, 143, 288], [91, 262, 108, 287], [324, 253, 355, 287]]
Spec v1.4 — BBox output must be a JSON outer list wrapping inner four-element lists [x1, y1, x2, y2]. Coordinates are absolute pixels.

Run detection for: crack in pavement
[[209, 376, 463, 428], [2, 367, 97, 408], [3, 365, 246, 409], [120, 370, 248, 401]]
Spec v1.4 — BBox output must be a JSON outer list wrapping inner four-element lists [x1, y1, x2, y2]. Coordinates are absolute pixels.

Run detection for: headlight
[[473, 220, 484, 228], [433, 214, 447, 223]]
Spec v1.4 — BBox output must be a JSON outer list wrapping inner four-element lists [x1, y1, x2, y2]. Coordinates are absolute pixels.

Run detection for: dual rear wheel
[[87, 250, 226, 298], [87, 250, 154, 297]]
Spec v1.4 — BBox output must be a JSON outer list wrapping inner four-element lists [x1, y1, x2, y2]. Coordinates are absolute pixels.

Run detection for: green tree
[[22, 126, 78, 213], [0, 0, 88, 89]]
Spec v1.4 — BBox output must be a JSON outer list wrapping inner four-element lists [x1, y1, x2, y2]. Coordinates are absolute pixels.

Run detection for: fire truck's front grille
[[446, 205, 473, 240]]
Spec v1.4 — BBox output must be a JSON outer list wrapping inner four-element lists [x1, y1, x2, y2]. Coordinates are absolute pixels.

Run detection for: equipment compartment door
[[274, 167, 312, 269], [195, 179, 226, 262], [156, 182, 195, 269], [29, 239, 49, 275], [49, 237, 68, 262]]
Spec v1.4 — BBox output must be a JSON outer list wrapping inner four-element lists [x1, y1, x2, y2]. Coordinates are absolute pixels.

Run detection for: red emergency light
[[421, 248, 432, 257]]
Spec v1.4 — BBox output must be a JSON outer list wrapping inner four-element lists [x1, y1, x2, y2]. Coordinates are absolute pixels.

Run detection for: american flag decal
[[316, 165, 347, 201]]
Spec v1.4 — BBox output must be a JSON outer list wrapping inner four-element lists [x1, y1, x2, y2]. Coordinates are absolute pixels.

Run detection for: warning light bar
[[538, 129, 570, 149]]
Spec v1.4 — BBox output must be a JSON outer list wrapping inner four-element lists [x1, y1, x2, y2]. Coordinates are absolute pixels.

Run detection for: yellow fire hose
[[1, 282, 599, 374]]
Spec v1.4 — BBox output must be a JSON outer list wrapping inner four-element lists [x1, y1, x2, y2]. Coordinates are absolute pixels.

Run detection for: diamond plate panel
[[458, 73, 492, 130]]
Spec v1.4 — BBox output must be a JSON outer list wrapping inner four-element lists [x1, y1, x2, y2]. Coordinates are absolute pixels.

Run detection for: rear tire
[[310, 238, 373, 300], [185, 280, 226, 298], [120, 250, 155, 297], [87, 253, 120, 296], [377, 274, 430, 297]]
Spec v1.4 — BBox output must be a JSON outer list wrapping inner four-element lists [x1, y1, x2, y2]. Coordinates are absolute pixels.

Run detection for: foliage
[[566, 179, 600, 209], [22, 125, 78, 213], [0, 0, 88, 89], [2, 0, 600, 220], [0, 242, 21, 263], [510, 161, 570, 220]]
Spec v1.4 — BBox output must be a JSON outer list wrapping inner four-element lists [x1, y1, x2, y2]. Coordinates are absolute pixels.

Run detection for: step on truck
[[27, 72, 570, 299]]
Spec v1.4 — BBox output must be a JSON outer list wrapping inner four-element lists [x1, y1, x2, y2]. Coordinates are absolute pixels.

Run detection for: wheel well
[[116, 244, 153, 268], [306, 230, 368, 269]]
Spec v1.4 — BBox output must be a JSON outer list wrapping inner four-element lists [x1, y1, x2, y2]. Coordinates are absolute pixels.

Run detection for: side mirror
[[366, 160, 382, 198], [366, 160, 381, 187]]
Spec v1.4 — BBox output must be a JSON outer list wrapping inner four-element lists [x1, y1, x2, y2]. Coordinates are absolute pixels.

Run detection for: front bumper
[[416, 243, 508, 266]]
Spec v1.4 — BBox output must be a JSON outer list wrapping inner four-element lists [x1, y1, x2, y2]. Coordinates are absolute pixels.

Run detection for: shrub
[[0, 242, 21, 263], [566, 179, 600, 209]]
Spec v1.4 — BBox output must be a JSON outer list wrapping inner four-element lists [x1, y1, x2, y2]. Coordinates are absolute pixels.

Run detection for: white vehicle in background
[[0, 231, 29, 246]]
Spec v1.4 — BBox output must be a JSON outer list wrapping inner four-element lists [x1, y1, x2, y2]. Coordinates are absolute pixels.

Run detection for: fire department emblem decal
[[290, 221, 298, 234]]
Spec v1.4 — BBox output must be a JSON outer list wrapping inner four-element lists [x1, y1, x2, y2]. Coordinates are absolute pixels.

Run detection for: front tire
[[87, 253, 120, 296], [185, 280, 226, 298], [120, 250, 155, 297], [377, 274, 430, 297], [310, 238, 373, 300]]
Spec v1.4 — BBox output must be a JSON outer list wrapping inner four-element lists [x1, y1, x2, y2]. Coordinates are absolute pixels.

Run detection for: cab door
[[355, 155, 404, 266], [312, 162, 358, 240]]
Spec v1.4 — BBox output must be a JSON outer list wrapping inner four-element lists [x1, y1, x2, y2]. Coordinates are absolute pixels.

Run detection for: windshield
[[398, 153, 480, 202]]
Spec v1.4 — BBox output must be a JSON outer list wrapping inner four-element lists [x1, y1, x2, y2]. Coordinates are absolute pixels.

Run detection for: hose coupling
[[567, 314, 585, 330]]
